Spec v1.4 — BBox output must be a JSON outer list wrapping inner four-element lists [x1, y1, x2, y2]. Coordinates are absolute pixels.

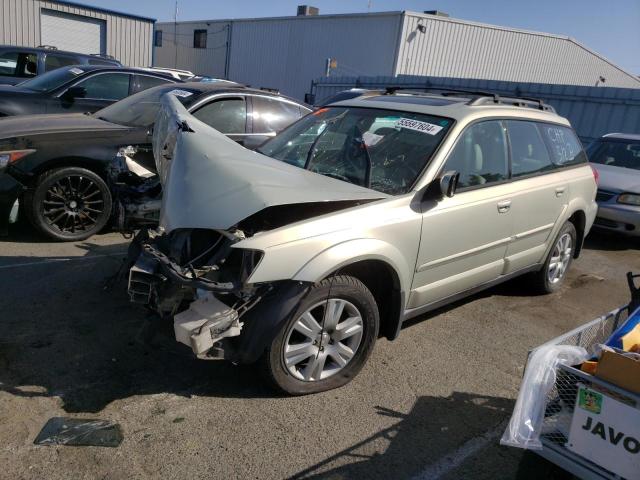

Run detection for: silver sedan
[[588, 133, 640, 237]]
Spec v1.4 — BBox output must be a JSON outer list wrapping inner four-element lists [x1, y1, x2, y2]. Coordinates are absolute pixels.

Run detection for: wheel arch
[[29, 156, 109, 184], [291, 239, 410, 341], [567, 209, 586, 258]]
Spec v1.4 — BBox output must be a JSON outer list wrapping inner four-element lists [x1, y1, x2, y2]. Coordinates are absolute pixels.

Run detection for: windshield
[[17, 66, 86, 92], [588, 139, 640, 171], [257, 106, 453, 195], [95, 85, 200, 127]]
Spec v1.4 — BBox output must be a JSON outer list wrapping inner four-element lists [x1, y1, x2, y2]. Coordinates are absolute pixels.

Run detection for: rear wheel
[[531, 221, 577, 293], [25, 167, 112, 241], [260, 275, 379, 395]]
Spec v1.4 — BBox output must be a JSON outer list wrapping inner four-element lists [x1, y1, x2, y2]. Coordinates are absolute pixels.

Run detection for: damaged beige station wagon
[[128, 89, 598, 394]]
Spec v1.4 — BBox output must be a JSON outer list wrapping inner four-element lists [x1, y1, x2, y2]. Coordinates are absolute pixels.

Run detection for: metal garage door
[[40, 9, 106, 55]]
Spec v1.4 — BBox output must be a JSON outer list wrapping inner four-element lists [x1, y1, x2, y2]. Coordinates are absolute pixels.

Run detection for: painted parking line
[[411, 420, 508, 480], [0, 252, 127, 270]]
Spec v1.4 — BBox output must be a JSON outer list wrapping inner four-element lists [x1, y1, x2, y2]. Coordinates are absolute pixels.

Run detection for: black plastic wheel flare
[[42, 175, 104, 234]]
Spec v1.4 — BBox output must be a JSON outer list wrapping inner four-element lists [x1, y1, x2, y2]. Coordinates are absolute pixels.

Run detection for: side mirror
[[63, 86, 86, 100], [423, 170, 460, 201], [439, 170, 460, 198]]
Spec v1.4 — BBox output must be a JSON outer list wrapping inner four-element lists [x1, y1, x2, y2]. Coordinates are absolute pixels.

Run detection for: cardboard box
[[596, 350, 640, 394]]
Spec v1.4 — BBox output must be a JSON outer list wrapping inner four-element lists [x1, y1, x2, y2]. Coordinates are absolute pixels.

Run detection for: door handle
[[497, 200, 511, 213], [555, 187, 566, 197]]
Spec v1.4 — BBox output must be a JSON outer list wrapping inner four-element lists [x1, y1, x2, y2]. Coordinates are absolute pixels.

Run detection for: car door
[[501, 120, 570, 273], [54, 72, 132, 113], [190, 96, 250, 146], [409, 120, 514, 309], [246, 95, 310, 150]]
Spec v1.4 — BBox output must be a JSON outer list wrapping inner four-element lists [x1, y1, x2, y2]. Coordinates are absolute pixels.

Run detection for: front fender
[[291, 238, 412, 296]]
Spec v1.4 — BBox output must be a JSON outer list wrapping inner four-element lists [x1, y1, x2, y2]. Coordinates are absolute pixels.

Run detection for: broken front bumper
[[127, 242, 310, 363]]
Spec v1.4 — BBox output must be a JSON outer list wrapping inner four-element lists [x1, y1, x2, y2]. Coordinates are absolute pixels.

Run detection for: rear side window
[[192, 97, 246, 133], [131, 74, 172, 94], [444, 120, 509, 189], [506, 120, 554, 177], [44, 54, 78, 72], [0, 51, 37, 77], [540, 124, 587, 167], [251, 96, 307, 133], [75, 73, 131, 100]]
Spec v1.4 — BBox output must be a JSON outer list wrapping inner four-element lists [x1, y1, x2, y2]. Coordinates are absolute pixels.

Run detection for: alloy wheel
[[283, 299, 364, 382], [42, 174, 106, 235], [547, 233, 573, 284]]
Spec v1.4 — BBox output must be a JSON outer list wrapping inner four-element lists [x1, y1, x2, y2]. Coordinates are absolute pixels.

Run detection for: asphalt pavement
[[0, 222, 638, 480]]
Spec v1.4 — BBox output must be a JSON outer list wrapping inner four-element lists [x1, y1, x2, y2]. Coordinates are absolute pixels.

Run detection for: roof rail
[[37, 45, 58, 50], [467, 95, 555, 112], [383, 86, 555, 112]]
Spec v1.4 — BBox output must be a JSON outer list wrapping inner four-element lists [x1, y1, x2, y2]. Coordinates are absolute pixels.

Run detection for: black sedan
[[0, 65, 178, 117], [0, 81, 311, 240]]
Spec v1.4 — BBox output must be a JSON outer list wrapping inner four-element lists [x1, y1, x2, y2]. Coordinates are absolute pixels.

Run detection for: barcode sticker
[[396, 118, 443, 135]]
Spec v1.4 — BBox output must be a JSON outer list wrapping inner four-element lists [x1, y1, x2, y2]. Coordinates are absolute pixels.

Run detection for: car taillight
[[590, 165, 600, 185]]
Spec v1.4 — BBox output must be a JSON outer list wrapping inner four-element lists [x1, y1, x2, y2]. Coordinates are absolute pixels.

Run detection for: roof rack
[[382, 86, 555, 112], [37, 45, 58, 50]]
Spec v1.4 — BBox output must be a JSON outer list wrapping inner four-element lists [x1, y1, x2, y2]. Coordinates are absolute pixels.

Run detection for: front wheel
[[260, 275, 379, 395], [25, 166, 112, 241], [531, 221, 577, 293]]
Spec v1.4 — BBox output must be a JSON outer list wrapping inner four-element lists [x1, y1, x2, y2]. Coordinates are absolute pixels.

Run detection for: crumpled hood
[[0, 113, 128, 139], [153, 94, 387, 232], [592, 163, 640, 193]]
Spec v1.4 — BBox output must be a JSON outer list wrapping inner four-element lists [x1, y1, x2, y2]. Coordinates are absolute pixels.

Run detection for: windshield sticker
[[69, 67, 84, 75], [168, 89, 194, 98], [362, 131, 384, 147], [396, 118, 444, 135]]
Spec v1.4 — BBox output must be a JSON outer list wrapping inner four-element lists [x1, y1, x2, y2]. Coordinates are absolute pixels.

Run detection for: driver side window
[[444, 120, 508, 189]]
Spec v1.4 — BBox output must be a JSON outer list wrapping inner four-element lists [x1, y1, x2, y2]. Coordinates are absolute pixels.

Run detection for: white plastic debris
[[501, 344, 588, 450]]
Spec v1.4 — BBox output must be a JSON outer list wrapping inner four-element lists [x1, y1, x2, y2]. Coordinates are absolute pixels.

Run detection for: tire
[[260, 275, 379, 395], [24, 166, 112, 241], [531, 221, 577, 294]]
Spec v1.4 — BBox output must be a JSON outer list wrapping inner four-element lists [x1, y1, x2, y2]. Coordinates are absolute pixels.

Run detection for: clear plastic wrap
[[501, 345, 588, 450]]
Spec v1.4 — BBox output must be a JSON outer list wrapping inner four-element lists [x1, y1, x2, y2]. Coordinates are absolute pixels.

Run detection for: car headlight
[[0, 149, 36, 169], [618, 193, 640, 206]]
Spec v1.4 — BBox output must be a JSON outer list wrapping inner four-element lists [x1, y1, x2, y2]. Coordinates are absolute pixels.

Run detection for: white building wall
[[395, 12, 640, 89], [226, 12, 403, 99], [153, 20, 230, 78]]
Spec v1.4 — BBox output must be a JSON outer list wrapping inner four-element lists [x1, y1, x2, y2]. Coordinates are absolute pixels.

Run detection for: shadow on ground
[[584, 230, 639, 251], [288, 392, 569, 480], [0, 242, 277, 414]]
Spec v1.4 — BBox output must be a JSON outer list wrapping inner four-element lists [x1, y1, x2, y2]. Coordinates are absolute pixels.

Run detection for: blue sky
[[87, 0, 640, 74]]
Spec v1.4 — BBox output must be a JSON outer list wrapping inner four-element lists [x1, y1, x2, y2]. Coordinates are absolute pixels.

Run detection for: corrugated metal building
[[0, 0, 154, 66], [154, 9, 640, 100]]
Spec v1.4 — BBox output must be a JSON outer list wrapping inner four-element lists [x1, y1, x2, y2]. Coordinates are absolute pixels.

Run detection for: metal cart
[[532, 272, 640, 479]]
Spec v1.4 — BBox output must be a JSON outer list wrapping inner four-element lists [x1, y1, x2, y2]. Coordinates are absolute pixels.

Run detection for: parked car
[[126, 89, 598, 395], [588, 133, 640, 236], [0, 45, 121, 85], [0, 65, 180, 117], [0, 81, 311, 240]]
